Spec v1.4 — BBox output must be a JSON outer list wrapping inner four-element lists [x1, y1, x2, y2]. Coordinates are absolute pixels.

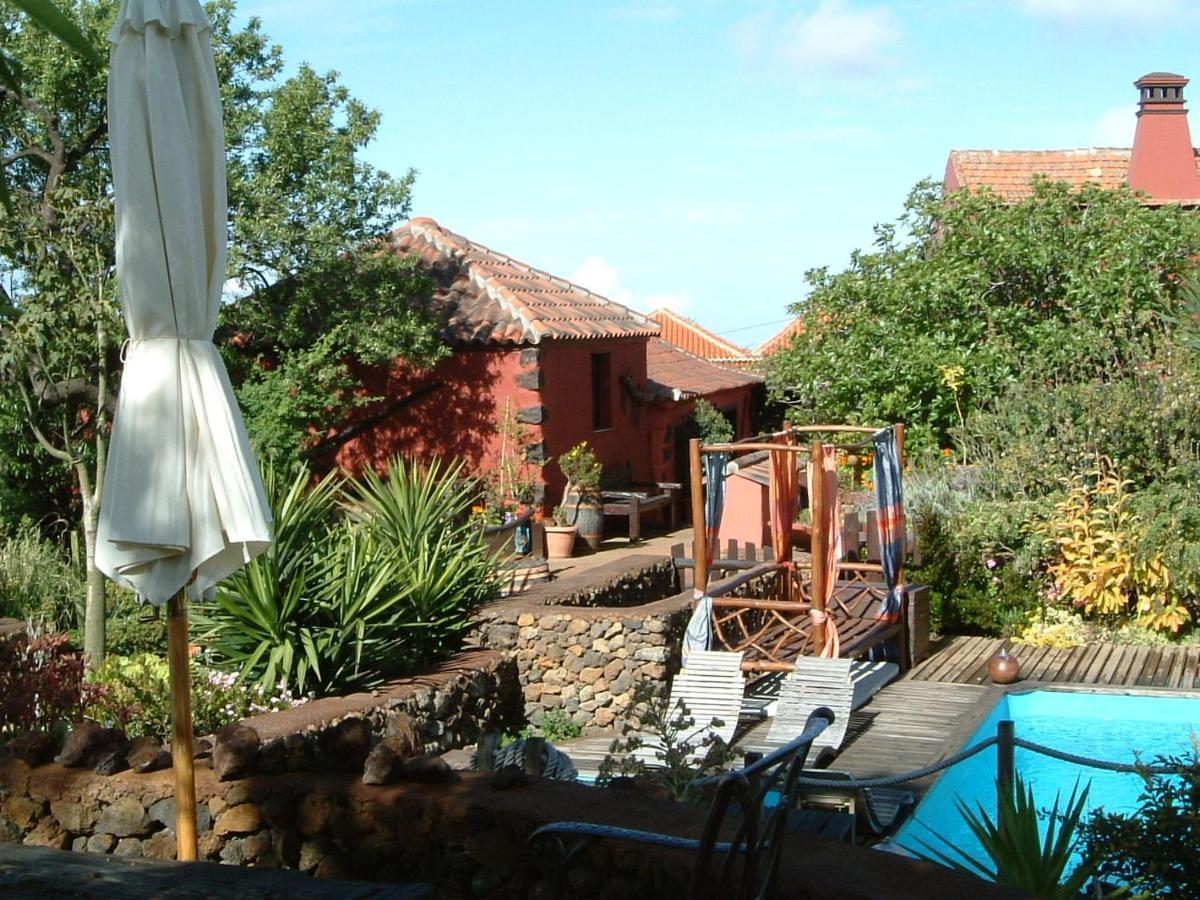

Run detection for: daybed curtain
[[684, 451, 730, 656], [806, 446, 842, 657], [768, 448, 798, 569], [872, 426, 905, 622]]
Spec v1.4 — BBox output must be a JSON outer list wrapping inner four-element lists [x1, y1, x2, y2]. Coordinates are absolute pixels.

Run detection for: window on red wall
[[591, 353, 612, 431]]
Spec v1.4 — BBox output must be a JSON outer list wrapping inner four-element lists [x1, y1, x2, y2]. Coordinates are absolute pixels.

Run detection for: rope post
[[809, 440, 827, 656], [997, 719, 1015, 837], [690, 438, 707, 596], [167, 588, 198, 861]]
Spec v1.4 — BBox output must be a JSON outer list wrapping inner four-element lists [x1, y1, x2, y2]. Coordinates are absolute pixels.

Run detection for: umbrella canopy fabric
[[98, 0, 271, 606]]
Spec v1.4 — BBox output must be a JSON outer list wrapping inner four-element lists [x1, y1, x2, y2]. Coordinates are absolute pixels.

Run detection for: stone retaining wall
[[470, 592, 693, 732], [0, 758, 1015, 899], [243, 650, 522, 765]]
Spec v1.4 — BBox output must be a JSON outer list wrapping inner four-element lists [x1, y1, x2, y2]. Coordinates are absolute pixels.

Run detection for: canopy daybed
[[685, 425, 910, 675]]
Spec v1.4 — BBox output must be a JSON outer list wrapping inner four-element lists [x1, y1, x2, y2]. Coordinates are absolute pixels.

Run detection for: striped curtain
[[684, 450, 729, 656], [805, 445, 842, 657], [872, 426, 905, 622]]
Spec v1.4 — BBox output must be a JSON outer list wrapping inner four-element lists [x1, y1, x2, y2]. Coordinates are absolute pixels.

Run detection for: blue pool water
[[891, 689, 1200, 871]]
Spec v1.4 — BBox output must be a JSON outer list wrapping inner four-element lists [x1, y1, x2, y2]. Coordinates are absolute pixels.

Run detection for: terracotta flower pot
[[544, 525, 577, 559], [988, 647, 1021, 684]]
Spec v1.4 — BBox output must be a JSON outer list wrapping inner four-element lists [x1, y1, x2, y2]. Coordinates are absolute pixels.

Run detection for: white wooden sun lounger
[[635, 650, 745, 766], [764, 658, 899, 758]]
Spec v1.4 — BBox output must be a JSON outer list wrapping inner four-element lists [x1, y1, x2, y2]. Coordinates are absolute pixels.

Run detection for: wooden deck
[[551, 635, 1200, 804], [908, 635, 1200, 689]]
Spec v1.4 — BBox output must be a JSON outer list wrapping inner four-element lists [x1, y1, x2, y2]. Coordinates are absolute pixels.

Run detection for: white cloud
[[1017, 0, 1182, 25], [569, 256, 690, 314], [570, 256, 634, 308], [642, 291, 691, 314], [736, 1, 902, 78], [1094, 104, 1136, 146], [778, 0, 902, 75]]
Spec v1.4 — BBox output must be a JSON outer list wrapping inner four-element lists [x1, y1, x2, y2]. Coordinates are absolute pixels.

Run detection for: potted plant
[[543, 504, 578, 559], [557, 442, 604, 552]]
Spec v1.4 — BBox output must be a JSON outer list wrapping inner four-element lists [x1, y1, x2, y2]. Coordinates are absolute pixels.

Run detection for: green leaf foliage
[[1079, 752, 1200, 898], [913, 775, 1096, 899], [767, 179, 1200, 454], [195, 457, 498, 696]]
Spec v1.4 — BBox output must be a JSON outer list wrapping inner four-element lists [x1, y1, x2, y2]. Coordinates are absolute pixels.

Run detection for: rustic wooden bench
[[602, 481, 680, 542]]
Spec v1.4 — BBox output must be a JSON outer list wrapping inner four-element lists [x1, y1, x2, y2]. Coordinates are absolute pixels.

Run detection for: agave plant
[[914, 775, 1097, 900]]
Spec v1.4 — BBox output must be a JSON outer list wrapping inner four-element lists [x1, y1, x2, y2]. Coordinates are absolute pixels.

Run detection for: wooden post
[[810, 439, 826, 656], [997, 719, 1015, 839], [167, 590, 198, 861], [689, 438, 708, 596], [894, 422, 909, 671]]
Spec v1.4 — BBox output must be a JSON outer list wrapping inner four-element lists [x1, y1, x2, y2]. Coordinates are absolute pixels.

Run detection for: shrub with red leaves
[[0, 632, 103, 735]]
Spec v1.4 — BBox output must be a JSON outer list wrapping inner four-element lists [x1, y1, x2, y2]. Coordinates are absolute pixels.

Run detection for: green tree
[[767, 179, 1200, 453], [0, 0, 441, 661]]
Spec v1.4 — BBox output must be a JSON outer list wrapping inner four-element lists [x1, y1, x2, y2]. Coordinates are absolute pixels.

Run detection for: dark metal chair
[[530, 707, 835, 900]]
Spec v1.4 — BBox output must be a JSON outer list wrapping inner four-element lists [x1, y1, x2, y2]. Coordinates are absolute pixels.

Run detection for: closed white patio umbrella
[[98, 0, 272, 860]]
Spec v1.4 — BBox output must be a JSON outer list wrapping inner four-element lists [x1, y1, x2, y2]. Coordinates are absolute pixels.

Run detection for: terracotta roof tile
[[757, 318, 805, 357], [647, 308, 759, 368], [947, 147, 1200, 203], [645, 338, 762, 402], [390, 218, 660, 346]]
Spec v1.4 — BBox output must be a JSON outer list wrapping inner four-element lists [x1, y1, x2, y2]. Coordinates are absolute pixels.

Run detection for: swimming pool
[[891, 688, 1200, 871]]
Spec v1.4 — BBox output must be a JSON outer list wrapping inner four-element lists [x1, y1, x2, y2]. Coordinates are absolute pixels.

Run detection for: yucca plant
[[914, 775, 1097, 899], [348, 456, 500, 663], [198, 457, 501, 697], [193, 464, 345, 694]]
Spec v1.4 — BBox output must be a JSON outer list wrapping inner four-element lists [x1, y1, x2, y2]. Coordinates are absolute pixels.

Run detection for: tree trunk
[[78, 462, 105, 665]]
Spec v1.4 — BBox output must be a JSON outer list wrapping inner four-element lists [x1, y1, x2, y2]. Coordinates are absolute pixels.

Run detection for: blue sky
[[236, 0, 1200, 349]]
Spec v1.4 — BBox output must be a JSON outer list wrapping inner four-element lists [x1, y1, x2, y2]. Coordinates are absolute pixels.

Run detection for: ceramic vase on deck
[[988, 647, 1021, 684]]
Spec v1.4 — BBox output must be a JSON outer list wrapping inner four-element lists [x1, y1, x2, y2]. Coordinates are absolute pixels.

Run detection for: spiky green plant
[[914, 776, 1097, 899]]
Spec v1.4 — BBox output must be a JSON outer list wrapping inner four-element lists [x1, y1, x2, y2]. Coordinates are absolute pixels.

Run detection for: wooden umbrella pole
[[167, 588, 198, 861], [809, 439, 827, 656], [689, 439, 707, 596]]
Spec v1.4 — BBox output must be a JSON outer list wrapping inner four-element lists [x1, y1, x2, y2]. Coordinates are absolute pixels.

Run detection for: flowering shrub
[[86, 653, 304, 740], [1014, 606, 1092, 649], [557, 441, 602, 498], [0, 631, 100, 735], [1038, 459, 1190, 633]]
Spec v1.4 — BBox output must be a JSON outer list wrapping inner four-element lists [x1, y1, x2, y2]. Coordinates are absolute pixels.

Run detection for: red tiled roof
[[645, 338, 762, 403], [757, 318, 805, 357], [390, 217, 660, 346], [946, 147, 1200, 203], [648, 308, 758, 368]]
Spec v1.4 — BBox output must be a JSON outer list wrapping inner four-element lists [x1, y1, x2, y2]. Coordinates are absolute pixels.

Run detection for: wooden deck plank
[[1152, 652, 1180, 686], [1026, 645, 1067, 682], [1053, 644, 1094, 683], [1016, 646, 1053, 681], [1183, 648, 1200, 690], [1135, 647, 1163, 687], [1098, 644, 1130, 684], [911, 636, 981, 682], [1084, 643, 1118, 681], [1165, 646, 1188, 688]]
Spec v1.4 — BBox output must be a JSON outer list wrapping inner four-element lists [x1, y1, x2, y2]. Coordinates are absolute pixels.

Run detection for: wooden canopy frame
[[688, 425, 908, 672]]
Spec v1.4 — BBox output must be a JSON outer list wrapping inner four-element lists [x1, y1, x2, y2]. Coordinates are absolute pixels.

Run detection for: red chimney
[[1128, 72, 1200, 201]]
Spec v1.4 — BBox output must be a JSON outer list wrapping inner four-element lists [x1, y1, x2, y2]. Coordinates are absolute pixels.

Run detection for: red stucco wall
[[539, 338, 651, 506], [332, 347, 543, 481]]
